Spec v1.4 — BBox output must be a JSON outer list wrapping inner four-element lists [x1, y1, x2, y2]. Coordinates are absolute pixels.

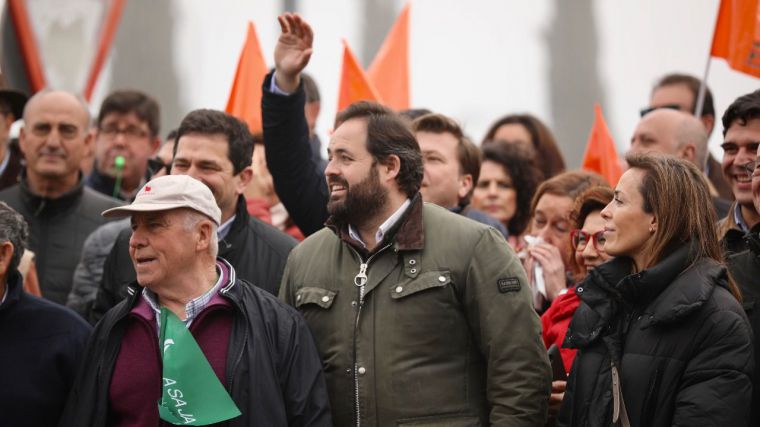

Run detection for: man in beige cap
[[60, 174, 332, 426]]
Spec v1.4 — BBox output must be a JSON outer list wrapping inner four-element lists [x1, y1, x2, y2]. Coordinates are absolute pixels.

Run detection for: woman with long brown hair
[[558, 154, 752, 427]]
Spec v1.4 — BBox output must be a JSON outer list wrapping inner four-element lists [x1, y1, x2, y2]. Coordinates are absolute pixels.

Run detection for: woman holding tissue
[[558, 155, 753, 427], [522, 171, 607, 313]]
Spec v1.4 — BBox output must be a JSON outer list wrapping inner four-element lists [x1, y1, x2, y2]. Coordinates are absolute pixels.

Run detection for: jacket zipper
[[349, 243, 392, 427]]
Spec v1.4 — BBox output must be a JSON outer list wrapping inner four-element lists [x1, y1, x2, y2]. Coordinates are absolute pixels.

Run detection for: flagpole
[[695, 56, 711, 118], [696, 0, 723, 117]]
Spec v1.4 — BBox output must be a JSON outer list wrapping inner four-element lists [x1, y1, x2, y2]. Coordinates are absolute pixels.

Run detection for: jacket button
[[409, 259, 416, 265], [395, 286, 403, 293], [577, 287, 584, 293], [321, 296, 330, 303], [410, 268, 417, 274], [296, 294, 302, 301], [438, 276, 446, 282], [351, 300, 357, 307], [346, 368, 351, 375], [358, 367, 366, 375]]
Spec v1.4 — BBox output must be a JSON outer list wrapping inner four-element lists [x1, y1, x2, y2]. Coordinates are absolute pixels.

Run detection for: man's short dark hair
[[175, 109, 253, 175], [97, 90, 160, 137], [654, 73, 715, 119], [722, 89, 760, 136], [0, 202, 28, 275], [410, 113, 481, 204], [335, 102, 423, 198]]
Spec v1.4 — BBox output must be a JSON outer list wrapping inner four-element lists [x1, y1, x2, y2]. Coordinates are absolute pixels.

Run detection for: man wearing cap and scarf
[[59, 174, 331, 426], [0, 86, 27, 190]]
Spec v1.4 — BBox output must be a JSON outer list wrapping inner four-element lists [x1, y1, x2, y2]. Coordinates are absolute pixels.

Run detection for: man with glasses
[[644, 73, 733, 200], [86, 90, 161, 201], [0, 90, 121, 305]]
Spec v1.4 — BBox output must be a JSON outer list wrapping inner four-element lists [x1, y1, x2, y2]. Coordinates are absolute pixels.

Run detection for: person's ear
[[678, 144, 697, 164], [700, 115, 715, 135], [235, 166, 254, 195], [457, 173, 473, 200], [380, 155, 401, 182], [0, 241, 15, 276], [195, 220, 214, 253]]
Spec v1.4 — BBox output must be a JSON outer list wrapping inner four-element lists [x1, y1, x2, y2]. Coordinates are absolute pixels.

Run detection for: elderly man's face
[[19, 91, 91, 180], [129, 208, 198, 288]]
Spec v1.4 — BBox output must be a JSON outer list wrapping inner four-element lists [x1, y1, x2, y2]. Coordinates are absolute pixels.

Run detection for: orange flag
[[367, 2, 410, 110], [710, 0, 760, 78], [337, 40, 382, 112], [226, 22, 269, 134], [582, 104, 622, 186]]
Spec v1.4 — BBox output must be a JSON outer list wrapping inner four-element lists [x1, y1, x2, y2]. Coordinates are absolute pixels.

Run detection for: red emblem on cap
[[145, 186, 151, 192]]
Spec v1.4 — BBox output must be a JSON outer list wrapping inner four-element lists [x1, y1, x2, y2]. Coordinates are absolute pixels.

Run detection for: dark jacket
[[718, 201, 752, 256], [725, 226, 760, 427], [0, 270, 92, 427], [0, 174, 122, 304], [90, 196, 296, 323], [262, 71, 328, 237], [59, 260, 332, 427], [281, 196, 551, 426], [559, 245, 754, 427]]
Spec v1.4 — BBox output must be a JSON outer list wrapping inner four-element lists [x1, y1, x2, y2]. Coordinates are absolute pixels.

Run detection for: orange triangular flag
[[226, 22, 269, 134], [710, 0, 760, 79], [367, 2, 410, 110], [582, 104, 623, 186], [337, 40, 382, 112]]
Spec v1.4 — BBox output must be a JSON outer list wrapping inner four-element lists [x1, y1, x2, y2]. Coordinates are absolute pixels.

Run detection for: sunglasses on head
[[147, 157, 171, 177], [639, 104, 684, 118]]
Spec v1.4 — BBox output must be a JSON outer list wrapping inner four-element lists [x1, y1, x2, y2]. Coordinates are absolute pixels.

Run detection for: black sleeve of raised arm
[[262, 71, 329, 236]]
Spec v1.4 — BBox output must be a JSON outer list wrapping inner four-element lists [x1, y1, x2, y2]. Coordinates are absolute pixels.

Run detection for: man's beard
[[327, 166, 388, 226]]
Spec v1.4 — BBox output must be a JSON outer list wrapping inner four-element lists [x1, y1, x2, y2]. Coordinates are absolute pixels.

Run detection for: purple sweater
[[108, 292, 233, 427]]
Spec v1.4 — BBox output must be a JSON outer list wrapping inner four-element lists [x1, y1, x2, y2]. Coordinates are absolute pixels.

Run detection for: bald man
[[628, 108, 731, 218], [0, 90, 121, 305]]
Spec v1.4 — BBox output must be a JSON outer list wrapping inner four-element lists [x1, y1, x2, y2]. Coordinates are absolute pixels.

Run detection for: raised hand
[[274, 13, 314, 93]]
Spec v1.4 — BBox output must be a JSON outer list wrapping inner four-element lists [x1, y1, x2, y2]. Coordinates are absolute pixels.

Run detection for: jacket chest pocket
[[295, 287, 338, 309], [390, 270, 452, 299]]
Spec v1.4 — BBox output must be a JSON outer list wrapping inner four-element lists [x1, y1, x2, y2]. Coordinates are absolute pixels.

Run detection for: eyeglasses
[[147, 157, 171, 176], [99, 125, 149, 140], [570, 229, 606, 252], [741, 160, 759, 176], [639, 104, 683, 118]]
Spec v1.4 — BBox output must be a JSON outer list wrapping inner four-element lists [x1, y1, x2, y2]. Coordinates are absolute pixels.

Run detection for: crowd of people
[[0, 11, 759, 427]]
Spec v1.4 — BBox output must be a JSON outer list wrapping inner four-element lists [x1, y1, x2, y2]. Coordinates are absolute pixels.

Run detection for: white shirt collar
[[348, 199, 411, 249], [217, 214, 236, 240]]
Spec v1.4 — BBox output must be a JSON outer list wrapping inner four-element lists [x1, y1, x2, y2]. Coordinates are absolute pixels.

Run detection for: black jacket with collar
[[59, 261, 332, 426], [90, 196, 297, 324], [558, 244, 753, 427], [0, 173, 122, 304], [726, 224, 760, 427], [0, 271, 91, 427]]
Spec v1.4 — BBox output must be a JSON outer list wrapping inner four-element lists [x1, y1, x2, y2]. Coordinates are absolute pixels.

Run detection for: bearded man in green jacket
[[277, 28, 550, 426]]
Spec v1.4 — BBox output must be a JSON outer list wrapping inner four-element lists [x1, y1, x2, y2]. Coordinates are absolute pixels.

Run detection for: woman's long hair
[[626, 154, 741, 299]]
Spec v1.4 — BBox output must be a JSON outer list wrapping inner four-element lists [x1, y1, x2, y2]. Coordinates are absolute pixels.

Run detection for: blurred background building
[[1, 0, 757, 166]]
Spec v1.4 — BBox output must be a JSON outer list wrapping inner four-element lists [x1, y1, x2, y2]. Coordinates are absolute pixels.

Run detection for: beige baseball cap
[[102, 175, 221, 225]]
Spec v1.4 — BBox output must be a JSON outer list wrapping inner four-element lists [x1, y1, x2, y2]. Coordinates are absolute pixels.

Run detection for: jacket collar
[[19, 170, 85, 217], [569, 243, 723, 347], [218, 196, 250, 256], [325, 193, 425, 256]]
